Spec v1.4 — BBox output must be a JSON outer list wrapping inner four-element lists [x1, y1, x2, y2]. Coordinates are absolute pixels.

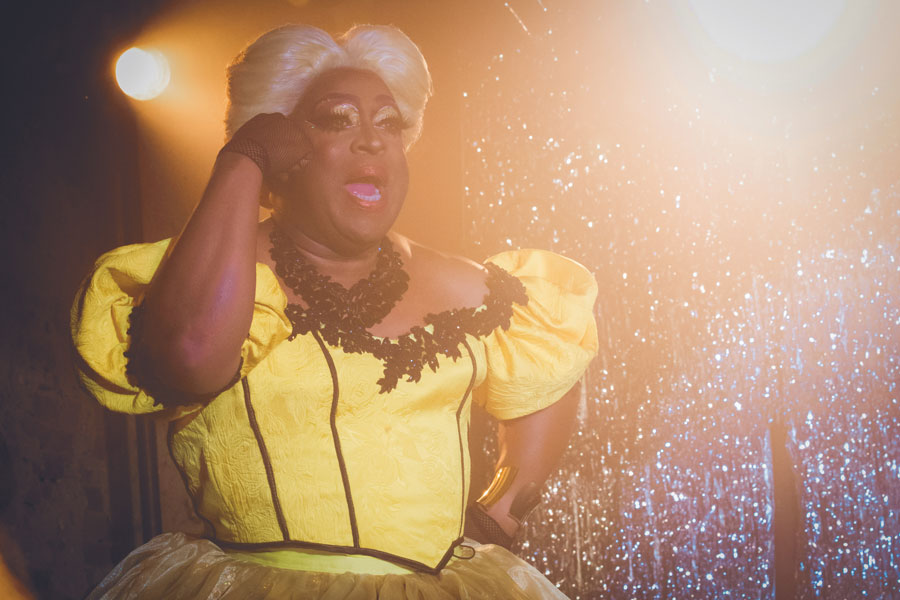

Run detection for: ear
[[261, 184, 287, 214], [259, 184, 274, 209], [268, 166, 301, 199]]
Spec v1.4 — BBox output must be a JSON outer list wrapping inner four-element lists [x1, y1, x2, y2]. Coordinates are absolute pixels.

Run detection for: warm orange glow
[[115, 47, 170, 100]]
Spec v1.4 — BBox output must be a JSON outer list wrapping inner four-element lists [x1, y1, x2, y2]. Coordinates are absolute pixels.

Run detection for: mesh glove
[[464, 503, 515, 549], [220, 113, 310, 180]]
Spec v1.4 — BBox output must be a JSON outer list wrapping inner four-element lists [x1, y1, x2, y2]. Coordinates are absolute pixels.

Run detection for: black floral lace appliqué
[[286, 263, 528, 393], [269, 228, 410, 334]]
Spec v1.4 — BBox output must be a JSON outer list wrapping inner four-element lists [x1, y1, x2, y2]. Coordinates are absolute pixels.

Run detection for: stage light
[[115, 47, 170, 101], [688, 0, 846, 62]]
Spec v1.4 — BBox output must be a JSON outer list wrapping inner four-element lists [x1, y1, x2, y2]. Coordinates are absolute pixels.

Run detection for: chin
[[340, 206, 403, 248], [339, 226, 395, 254]]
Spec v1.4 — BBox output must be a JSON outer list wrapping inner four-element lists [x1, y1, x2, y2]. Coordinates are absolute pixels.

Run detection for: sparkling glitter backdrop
[[463, 2, 900, 598]]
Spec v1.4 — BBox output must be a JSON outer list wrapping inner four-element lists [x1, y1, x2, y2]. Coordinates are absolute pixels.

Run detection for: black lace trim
[[123, 303, 147, 376], [269, 229, 410, 332], [286, 263, 528, 393]]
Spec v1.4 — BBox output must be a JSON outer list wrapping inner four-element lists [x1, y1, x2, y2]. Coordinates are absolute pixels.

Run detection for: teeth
[[346, 182, 382, 202], [353, 189, 381, 202]]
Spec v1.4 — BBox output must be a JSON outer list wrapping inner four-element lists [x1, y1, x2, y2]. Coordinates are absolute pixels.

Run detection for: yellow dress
[[71, 239, 598, 599]]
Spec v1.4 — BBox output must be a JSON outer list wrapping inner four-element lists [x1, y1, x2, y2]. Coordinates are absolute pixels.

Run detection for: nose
[[351, 120, 385, 154]]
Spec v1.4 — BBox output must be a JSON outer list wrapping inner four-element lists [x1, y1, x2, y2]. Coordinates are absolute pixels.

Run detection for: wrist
[[476, 466, 542, 529], [465, 503, 515, 548], [203, 152, 265, 209], [219, 137, 268, 175], [464, 465, 544, 547], [479, 501, 520, 537]]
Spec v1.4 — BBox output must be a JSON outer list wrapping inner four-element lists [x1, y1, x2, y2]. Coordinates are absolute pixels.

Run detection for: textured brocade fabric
[[70, 238, 293, 419], [479, 249, 599, 419], [71, 240, 598, 573]]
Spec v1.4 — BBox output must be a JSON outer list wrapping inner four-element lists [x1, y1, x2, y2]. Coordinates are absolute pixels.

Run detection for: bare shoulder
[[391, 233, 489, 311]]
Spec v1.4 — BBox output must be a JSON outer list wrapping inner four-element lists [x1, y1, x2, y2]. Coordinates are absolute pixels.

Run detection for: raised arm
[[135, 114, 307, 397], [466, 384, 580, 546]]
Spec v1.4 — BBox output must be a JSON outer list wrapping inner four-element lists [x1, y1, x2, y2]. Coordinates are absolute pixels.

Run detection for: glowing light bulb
[[115, 47, 170, 101]]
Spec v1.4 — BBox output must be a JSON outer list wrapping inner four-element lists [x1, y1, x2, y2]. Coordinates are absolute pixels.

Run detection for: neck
[[269, 217, 382, 288]]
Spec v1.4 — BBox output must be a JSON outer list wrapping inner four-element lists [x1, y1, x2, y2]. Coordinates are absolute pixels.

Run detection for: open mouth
[[345, 176, 383, 203]]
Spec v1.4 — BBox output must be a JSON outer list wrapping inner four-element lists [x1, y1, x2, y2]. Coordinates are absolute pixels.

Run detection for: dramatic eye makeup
[[307, 102, 360, 131], [372, 105, 407, 133], [306, 99, 408, 134]]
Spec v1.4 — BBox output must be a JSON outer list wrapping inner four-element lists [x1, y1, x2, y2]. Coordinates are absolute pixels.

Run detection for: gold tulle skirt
[[86, 533, 569, 599]]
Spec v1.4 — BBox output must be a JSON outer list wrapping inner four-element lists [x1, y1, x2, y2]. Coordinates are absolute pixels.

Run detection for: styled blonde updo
[[225, 24, 433, 149]]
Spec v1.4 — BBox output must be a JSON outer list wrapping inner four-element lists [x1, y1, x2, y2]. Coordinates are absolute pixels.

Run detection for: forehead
[[299, 68, 395, 110]]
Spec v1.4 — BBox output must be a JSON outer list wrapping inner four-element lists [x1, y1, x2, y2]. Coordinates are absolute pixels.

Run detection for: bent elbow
[[131, 329, 242, 399]]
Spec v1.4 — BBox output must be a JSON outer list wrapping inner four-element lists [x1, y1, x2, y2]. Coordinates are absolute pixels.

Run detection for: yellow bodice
[[71, 239, 598, 571]]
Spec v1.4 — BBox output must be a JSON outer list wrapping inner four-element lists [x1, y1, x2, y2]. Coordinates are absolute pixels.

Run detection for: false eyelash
[[309, 103, 360, 130], [307, 103, 410, 133], [374, 116, 409, 132], [373, 106, 411, 133]]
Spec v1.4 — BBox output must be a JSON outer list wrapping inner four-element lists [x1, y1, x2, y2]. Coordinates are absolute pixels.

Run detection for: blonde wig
[[225, 24, 432, 150]]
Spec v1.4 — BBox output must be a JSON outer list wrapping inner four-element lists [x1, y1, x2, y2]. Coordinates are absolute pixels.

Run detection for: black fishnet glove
[[464, 503, 515, 549], [220, 113, 310, 180]]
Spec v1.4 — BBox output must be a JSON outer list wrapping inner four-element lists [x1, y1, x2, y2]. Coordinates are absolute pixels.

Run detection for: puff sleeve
[[70, 239, 292, 418], [475, 249, 598, 420]]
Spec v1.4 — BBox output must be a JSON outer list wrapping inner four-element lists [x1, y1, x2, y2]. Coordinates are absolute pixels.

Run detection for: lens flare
[[115, 47, 170, 101]]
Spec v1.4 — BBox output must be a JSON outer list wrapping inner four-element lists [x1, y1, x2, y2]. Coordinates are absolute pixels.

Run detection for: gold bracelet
[[476, 466, 518, 509], [475, 466, 542, 526]]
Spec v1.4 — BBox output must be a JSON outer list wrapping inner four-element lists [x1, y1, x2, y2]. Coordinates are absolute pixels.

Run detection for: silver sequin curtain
[[463, 2, 900, 598]]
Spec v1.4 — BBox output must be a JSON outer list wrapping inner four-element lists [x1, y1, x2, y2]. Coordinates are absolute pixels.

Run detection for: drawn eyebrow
[[312, 93, 398, 108], [375, 94, 397, 105], [313, 93, 357, 106]]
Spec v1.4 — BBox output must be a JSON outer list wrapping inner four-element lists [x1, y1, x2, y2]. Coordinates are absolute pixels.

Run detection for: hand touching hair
[[224, 24, 432, 151]]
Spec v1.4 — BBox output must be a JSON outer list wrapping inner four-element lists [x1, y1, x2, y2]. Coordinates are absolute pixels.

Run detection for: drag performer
[[72, 23, 597, 598]]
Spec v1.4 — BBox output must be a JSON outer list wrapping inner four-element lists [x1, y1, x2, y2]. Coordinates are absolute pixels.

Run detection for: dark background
[[2, 2, 167, 597]]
